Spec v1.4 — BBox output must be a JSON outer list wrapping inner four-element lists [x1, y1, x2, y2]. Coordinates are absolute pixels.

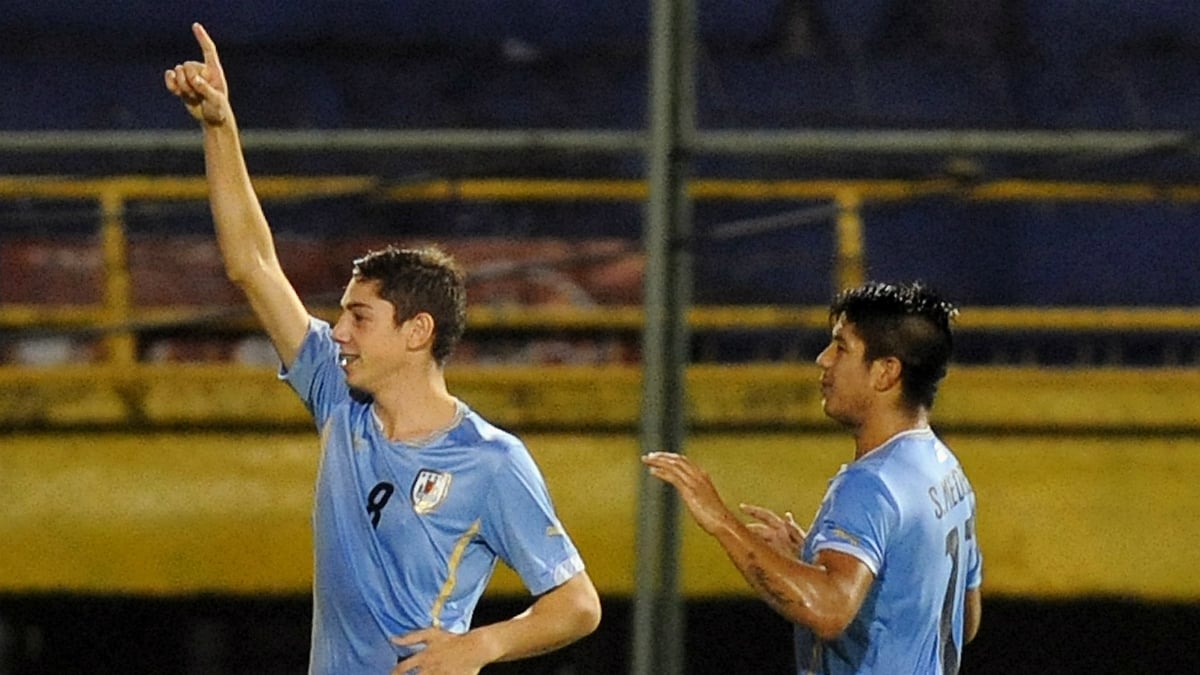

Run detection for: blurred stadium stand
[[2, 0, 1200, 364], [0, 2, 1197, 268]]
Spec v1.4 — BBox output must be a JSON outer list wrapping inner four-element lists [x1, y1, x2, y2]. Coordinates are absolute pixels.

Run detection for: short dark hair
[[829, 281, 958, 410], [351, 245, 467, 365]]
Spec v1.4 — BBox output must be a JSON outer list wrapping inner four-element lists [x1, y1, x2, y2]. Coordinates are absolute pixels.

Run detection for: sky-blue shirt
[[281, 318, 586, 675], [794, 428, 982, 675]]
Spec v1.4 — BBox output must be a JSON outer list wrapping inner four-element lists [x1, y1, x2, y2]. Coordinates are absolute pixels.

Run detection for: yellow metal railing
[[5, 175, 1200, 367]]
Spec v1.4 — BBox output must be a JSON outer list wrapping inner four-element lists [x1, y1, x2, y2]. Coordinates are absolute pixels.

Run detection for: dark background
[[1, 594, 1195, 674]]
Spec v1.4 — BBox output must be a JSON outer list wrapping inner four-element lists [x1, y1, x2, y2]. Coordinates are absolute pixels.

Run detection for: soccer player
[[644, 281, 982, 674], [164, 23, 600, 675]]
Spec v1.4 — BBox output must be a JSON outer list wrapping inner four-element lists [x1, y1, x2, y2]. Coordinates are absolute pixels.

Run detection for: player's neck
[[852, 406, 929, 459], [370, 366, 459, 443]]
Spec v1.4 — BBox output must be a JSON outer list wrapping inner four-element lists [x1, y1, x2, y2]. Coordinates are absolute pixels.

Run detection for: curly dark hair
[[351, 245, 467, 365], [829, 281, 958, 410]]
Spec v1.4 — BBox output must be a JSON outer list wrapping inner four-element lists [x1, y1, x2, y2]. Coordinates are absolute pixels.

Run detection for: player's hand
[[740, 503, 806, 557], [163, 23, 230, 126], [642, 452, 735, 535], [391, 627, 487, 675]]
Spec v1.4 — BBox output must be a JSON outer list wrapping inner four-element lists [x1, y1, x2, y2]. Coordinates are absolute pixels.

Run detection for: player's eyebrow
[[341, 300, 375, 313]]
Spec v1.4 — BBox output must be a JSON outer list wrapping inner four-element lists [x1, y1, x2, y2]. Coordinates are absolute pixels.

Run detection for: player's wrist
[[460, 626, 505, 666], [710, 509, 749, 540]]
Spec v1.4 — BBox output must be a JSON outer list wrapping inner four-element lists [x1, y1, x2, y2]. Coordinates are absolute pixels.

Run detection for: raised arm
[[164, 23, 309, 366]]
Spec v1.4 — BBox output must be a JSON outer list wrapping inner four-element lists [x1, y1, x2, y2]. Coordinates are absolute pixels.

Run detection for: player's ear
[[872, 356, 903, 393], [404, 312, 437, 352]]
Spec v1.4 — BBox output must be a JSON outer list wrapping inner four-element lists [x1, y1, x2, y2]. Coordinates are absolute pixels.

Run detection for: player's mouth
[[338, 354, 359, 368]]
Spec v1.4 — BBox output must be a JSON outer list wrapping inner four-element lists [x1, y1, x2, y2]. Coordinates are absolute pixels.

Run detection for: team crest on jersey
[[411, 469, 453, 514]]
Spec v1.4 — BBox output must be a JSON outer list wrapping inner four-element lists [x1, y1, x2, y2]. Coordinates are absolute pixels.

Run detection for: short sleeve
[[480, 443, 584, 596], [807, 469, 898, 575], [278, 317, 351, 428]]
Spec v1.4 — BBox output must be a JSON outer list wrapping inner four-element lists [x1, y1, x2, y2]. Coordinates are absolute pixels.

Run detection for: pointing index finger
[[192, 22, 221, 68]]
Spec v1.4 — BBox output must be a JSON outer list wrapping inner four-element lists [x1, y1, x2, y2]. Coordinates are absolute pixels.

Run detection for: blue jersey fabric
[[794, 428, 982, 675], [281, 318, 586, 675]]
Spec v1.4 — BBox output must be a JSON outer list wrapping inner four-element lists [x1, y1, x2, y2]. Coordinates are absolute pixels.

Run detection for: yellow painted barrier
[[2, 431, 1198, 600], [2, 364, 1199, 432]]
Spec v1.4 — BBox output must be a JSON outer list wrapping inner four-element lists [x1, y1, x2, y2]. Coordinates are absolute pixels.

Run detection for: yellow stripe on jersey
[[430, 519, 482, 629]]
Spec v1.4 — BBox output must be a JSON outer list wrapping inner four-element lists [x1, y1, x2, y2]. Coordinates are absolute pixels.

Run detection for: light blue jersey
[[281, 318, 586, 675], [795, 428, 982, 675]]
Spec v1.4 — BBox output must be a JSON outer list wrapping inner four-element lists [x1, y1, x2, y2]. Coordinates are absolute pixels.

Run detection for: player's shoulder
[[456, 406, 529, 456], [887, 427, 939, 451], [838, 430, 942, 496], [863, 428, 947, 469], [832, 458, 893, 500]]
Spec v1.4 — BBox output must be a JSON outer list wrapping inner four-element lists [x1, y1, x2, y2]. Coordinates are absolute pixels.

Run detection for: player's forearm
[[202, 117, 281, 287], [964, 587, 982, 644], [710, 519, 852, 639], [200, 115, 309, 363], [472, 573, 601, 664]]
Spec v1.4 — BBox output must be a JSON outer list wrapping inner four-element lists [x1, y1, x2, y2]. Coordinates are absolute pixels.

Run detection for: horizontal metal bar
[[0, 129, 646, 154], [5, 304, 1200, 334], [693, 129, 1197, 156], [6, 176, 1200, 203], [0, 128, 1192, 156]]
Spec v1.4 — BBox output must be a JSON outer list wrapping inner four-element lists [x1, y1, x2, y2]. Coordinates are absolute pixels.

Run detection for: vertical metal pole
[[834, 190, 866, 292], [632, 0, 694, 674], [99, 189, 135, 365]]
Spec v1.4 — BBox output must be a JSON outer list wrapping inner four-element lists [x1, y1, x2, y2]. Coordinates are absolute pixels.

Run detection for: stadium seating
[[3, 1, 1200, 313]]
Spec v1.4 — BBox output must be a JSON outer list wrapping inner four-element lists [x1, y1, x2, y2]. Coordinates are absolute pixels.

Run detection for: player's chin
[[821, 400, 852, 425], [341, 367, 365, 390]]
